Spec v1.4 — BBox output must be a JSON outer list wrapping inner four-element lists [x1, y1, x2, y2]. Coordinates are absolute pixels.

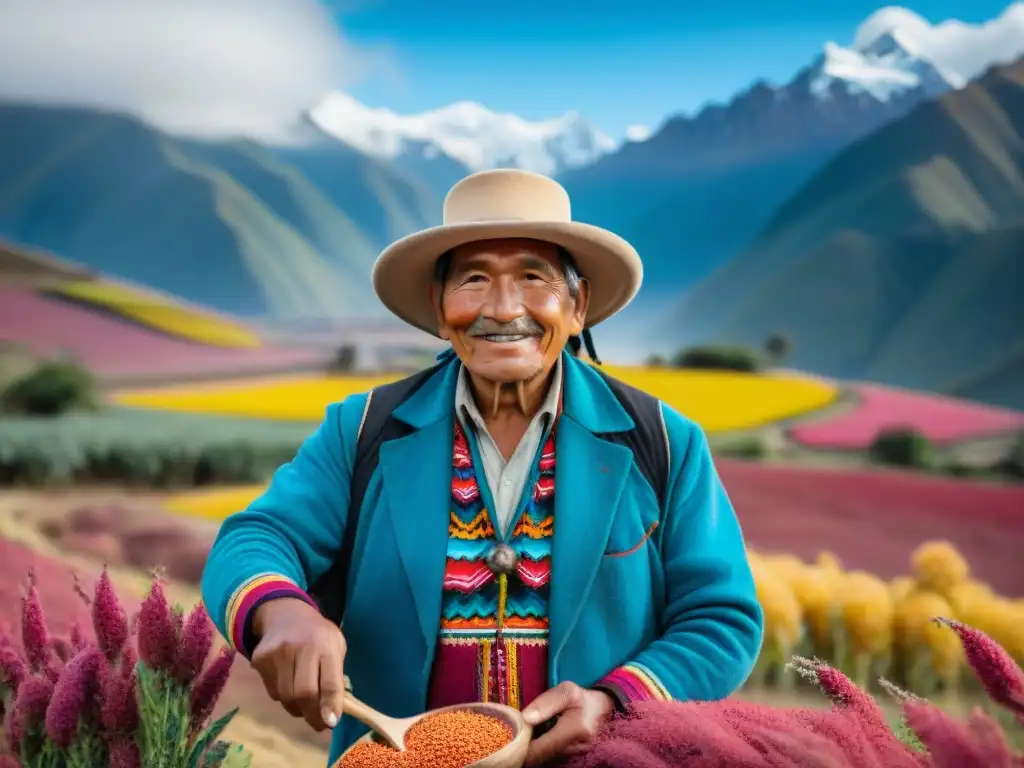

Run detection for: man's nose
[[484, 276, 524, 323]]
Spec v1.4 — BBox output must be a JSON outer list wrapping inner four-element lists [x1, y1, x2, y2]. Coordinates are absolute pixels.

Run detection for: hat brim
[[371, 220, 643, 337]]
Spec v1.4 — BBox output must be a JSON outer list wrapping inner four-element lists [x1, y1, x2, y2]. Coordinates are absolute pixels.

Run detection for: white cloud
[[852, 3, 1024, 81], [0, 0, 382, 144], [624, 124, 651, 142]]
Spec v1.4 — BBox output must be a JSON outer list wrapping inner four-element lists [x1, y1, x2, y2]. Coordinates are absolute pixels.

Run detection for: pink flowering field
[[790, 383, 1024, 448], [0, 287, 327, 382], [718, 459, 1024, 594]]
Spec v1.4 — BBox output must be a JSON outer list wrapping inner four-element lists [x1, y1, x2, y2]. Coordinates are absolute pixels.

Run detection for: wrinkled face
[[433, 238, 589, 384]]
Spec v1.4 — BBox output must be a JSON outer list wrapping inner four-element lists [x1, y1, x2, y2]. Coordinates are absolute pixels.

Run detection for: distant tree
[[328, 344, 357, 373], [868, 427, 934, 470], [992, 430, 1024, 480], [645, 354, 667, 367], [672, 345, 762, 373], [0, 360, 97, 417], [764, 332, 792, 366]]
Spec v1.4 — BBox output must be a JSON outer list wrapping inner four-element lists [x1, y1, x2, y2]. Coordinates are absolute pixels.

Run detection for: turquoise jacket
[[201, 351, 763, 764]]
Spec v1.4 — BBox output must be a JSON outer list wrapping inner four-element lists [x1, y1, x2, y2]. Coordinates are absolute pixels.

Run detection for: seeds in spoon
[[336, 710, 513, 767]]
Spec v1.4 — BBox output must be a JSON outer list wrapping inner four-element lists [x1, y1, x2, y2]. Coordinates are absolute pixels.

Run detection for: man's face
[[434, 238, 589, 384]]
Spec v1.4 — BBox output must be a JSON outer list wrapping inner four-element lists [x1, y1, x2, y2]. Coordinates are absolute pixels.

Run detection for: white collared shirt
[[454, 357, 562, 537]]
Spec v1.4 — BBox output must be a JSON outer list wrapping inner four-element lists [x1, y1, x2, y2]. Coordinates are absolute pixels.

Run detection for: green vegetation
[[995, 431, 1024, 480], [714, 436, 769, 460], [0, 409, 311, 487], [0, 359, 97, 416], [671, 345, 763, 373], [869, 428, 936, 469]]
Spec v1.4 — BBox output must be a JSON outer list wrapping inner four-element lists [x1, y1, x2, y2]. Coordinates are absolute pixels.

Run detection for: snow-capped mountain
[[569, 3, 1024, 180], [808, 4, 1024, 102], [309, 93, 616, 176], [811, 33, 959, 102]]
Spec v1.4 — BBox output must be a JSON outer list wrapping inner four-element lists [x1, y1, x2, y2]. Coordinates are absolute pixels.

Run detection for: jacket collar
[[391, 348, 635, 435]]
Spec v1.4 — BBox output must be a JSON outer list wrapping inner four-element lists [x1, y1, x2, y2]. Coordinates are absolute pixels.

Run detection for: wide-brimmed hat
[[371, 168, 643, 336]]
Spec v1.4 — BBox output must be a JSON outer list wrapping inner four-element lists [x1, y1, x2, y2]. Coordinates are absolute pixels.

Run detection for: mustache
[[467, 316, 544, 337]]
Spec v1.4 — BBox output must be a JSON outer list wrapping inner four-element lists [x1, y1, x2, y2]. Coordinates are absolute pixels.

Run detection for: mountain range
[[662, 56, 1024, 409], [0, 104, 441, 322], [0, 5, 1022, 406]]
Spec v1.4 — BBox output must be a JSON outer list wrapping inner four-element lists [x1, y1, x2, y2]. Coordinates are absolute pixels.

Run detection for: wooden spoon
[[337, 693, 534, 767], [342, 690, 413, 751]]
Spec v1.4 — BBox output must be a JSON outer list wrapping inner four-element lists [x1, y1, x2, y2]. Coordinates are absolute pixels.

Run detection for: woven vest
[[425, 419, 555, 710]]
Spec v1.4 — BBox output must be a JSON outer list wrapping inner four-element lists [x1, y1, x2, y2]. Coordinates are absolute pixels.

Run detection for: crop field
[[46, 279, 264, 348], [789, 382, 1024, 448], [161, 484, 271, 519], [719, 460, 1024, 595], [113, 366, 840, 432], [0, 286, 327, 380]]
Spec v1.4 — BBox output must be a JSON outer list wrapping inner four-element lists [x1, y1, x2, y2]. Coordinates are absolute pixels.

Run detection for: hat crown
[[443, 169, 572, 225]]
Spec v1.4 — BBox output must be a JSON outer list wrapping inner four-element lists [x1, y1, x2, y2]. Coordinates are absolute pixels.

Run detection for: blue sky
[[337, 0, 1011, 138]]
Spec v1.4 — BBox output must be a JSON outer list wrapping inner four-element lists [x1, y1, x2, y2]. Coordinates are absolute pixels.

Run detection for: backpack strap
[[592, 369, 671, 513], [308, 362, 444, 625]]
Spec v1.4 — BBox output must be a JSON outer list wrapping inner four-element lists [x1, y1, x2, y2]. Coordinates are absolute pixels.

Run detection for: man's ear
[[430, 283, 449, 340]]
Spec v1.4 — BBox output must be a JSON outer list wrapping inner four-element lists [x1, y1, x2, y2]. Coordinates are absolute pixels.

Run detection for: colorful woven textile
[[426, 420, 555, 711]]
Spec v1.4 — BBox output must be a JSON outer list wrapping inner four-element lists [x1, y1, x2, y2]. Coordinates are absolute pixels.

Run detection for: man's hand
[[250, 597, 347, 732], [521, 682, 615, 766]]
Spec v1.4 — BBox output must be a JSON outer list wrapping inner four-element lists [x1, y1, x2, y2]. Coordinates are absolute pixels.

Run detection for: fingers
[[294, 649, 329, 731], [522, 681, 580, 726], [524, 711, 589, 767], [318, 656, 344, 728], [250, 619, 347, 732], [322, 637, 347, 728], [253, 643, 290, 704]]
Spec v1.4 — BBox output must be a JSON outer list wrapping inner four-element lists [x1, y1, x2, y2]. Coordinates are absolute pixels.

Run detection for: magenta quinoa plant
[[555, 619, 1024, 768], [0, 569, 249, 768]]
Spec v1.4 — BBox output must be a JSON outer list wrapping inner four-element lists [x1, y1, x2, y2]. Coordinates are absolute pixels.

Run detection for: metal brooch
[[486, 543, 518, 575]]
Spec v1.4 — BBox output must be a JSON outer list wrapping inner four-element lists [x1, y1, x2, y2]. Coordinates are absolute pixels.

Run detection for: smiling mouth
[[478, 334, 534, 343]]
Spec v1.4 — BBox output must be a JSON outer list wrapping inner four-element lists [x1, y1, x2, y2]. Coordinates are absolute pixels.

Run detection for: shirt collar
[[455, 355, 563, 432]]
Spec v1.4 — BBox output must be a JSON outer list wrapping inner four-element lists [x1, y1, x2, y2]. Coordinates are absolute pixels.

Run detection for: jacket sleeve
[[200, 392, 368, 659], [594, 403, 764, 706]]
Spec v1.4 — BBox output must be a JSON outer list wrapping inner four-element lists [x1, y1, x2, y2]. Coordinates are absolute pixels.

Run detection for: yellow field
[[51, 280, 263, 348], [750, 542, 1024, 694], [113, 373, 403, 421], [114, 367, 839, 429], [163, 484, 266, 520], [602, 366, 838, 432]]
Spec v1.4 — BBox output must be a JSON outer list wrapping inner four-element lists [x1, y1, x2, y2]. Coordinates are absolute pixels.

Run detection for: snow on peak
[[811, 3, 1024, 102], [308, 93, 615, 175], [624, 124, 651, 142]]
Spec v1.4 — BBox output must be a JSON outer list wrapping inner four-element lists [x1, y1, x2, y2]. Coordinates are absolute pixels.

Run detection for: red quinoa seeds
[[337, 709, 514, 768]]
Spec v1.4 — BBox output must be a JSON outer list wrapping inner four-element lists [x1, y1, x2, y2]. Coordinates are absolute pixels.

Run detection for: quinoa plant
[[556, 618, 1023, 768], [0, 568, 249, 768]]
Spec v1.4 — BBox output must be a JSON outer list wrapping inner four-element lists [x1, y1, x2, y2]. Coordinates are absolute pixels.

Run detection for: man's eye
[[523, 273, 543, 281], [465, 275, 487, 283]]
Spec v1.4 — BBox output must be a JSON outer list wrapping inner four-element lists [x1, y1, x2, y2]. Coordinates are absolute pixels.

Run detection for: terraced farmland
[[46, 279, 264, 348], [790, 383, 1024, 449], [0, 286, 328, 381]]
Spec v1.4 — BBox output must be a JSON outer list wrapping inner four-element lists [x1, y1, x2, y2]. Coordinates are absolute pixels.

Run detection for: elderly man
[[201, 169, 763, 766]]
